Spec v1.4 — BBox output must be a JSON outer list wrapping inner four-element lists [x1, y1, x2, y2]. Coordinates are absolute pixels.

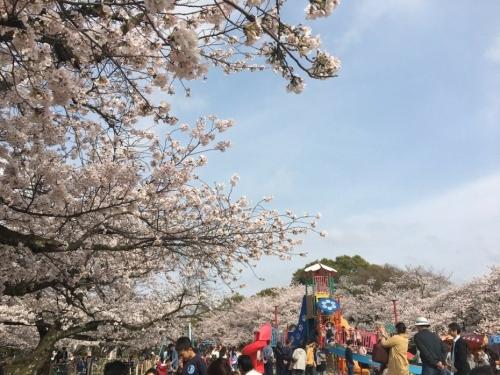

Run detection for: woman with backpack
[[378, 322, 409, 375]]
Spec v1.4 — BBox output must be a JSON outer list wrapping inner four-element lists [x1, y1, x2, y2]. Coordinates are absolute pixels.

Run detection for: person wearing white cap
[[413, 317, 447, 375]]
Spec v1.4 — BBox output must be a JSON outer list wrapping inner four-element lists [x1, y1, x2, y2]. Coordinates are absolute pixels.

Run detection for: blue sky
[[168, 0, 500, 295]]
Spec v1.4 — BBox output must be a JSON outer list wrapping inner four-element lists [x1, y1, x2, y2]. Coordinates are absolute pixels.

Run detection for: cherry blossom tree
[[426, 266, 500, 333], [0, 0, 340, 373], [337, 266, 453, 329], [332, 266, 499, 334], [197, 267, 450, 347], [195, 286, 304, 346], [195, 266, 499, 349]]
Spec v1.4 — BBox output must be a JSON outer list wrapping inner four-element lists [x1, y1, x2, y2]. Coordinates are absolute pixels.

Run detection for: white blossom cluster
[[336, 266, 500, 334], [306, 0, 341, 20], [195, 266, 500, 347], [195, 286, 305, 346], [0, 0, 337, 371]]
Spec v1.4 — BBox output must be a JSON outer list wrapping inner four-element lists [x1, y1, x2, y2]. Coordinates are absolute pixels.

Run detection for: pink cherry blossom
[[0, 0, 340, 372]]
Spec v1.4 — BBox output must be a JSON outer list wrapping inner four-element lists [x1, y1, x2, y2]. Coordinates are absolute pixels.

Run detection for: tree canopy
[[0, 0, 340, 373], [198, 267, 499, 346], [256, 288, 279, 297], [291, 255, 402, 289]]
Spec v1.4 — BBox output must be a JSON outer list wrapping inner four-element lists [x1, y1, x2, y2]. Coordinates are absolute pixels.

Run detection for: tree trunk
[[4, 330, 58, 375]]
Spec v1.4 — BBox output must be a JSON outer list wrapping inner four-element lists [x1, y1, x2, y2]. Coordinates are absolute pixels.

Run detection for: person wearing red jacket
[[156, 358, 169, 375]]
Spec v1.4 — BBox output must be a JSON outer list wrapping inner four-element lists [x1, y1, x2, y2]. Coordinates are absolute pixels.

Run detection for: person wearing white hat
[[415, 317, 431, 327], [413, 317, 447, 375]]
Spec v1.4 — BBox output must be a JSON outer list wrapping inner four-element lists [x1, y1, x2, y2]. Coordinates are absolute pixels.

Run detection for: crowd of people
[[99, 336, 330, 375], [96, 318, 497, 375], [344, 317, 498, 375], [5, 316, 492, 375], [102, 337, 256, 375]]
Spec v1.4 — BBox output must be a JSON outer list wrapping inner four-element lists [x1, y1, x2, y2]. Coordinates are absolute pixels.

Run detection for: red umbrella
[[461, 334, 487, 351]]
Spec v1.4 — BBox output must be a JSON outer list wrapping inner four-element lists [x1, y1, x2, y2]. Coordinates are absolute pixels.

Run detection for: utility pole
[[391, 298, 398, 326], [274, 305, 279, 327]]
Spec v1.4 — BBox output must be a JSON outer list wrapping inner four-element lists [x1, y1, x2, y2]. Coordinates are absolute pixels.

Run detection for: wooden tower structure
[[304, 263, 338, 346]]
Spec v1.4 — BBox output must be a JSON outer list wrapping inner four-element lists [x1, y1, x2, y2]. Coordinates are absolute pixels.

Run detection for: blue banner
[[288, 296, 308, 347], [490, 335, 500, 345]]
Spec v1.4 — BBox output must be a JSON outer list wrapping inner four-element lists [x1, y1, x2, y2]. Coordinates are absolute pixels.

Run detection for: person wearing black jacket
[[413, 317, 447, 375], [448, 323, 471, 375], [275, 342, 290, 375], [282, 340, 293, 375]]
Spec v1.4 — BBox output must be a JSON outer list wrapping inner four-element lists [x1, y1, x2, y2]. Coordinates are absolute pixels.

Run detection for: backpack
[[372, 343, 389, 365], [263, 345, 274, 363]]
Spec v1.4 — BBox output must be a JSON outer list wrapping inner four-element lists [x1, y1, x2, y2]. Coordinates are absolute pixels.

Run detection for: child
[[357, 340, 367, 356], [325, 322, 335, 345], [316, 348, 327, 375]]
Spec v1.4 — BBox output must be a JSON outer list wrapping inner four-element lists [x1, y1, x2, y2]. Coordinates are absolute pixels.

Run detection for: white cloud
[[477, 36, 500, 129], [326, 173, 500, 281], [477, 91, 500, 130], [337, 0, 429, 50], [236, 174, 500, 295], [484, 35, 500, 64]]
